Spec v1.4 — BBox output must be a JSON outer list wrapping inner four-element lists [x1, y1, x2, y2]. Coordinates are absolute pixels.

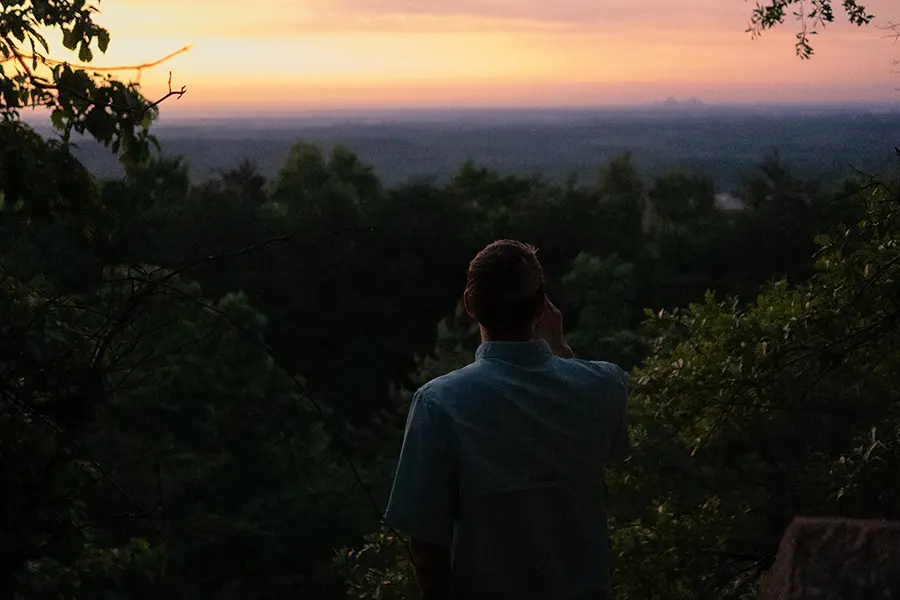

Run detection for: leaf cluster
[[747, 0, 873, 58], [1, 1, 182, 165]]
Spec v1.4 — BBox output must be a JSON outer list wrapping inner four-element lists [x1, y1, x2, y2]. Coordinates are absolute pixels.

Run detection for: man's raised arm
[[536, 298, 575, 358]]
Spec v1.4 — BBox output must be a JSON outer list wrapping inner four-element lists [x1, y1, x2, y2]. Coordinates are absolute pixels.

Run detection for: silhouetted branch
[[78, 508, 161, 531], [36, 75, 187, 117], [880, 20, 900, 42], [144, 71, 187, 111], [2, 35, 187, 117], [0, 44, 193, 73], [145, 213, 394, 281]]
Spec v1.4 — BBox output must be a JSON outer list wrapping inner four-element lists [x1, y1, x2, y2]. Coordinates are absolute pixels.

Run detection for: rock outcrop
[[760, 517, 900, 599]]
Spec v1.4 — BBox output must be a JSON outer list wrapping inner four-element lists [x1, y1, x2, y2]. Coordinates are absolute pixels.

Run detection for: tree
[[219, 159, 267, 203], [0, 123, 383, 596], [609, 179, 900, 598], [648, 172, 716, 224], [0, 5, 365, 596], [0, 0, 186, 164], [562, 252, 645, 369]]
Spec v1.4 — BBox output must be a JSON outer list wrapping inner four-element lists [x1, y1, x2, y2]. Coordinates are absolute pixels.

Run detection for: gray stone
[[759, 517, 900, 600]]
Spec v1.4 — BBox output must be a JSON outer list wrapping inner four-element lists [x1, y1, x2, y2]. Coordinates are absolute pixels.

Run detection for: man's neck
[[479, 326, 535, 344], [480, 326, 575, 358]]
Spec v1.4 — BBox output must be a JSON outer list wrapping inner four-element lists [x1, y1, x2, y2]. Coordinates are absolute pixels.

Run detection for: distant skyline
[[36, 0, 900, 114]]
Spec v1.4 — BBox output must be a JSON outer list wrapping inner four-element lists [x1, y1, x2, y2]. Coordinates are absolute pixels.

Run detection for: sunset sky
[[42, 0, 900, 113]]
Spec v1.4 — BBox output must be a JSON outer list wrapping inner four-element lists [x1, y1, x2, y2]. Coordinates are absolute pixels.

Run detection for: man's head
[[464, 240, 547, 340]]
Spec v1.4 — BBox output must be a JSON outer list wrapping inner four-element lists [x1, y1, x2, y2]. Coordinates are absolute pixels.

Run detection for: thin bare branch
[[0, 44, 193, 72]]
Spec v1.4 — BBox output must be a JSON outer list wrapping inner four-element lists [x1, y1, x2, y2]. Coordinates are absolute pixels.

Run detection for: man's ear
[[463, 288, 477, 320]]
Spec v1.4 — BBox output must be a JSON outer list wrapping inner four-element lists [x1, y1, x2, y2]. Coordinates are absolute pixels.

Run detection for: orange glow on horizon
[[28, 0, 900, 112]]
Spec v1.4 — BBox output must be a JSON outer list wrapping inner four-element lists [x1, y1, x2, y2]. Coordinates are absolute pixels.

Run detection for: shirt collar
[[475, 339, 554, 365]]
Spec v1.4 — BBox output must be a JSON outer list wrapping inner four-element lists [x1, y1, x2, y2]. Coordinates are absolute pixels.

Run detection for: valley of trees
[[2, 1, 898, 599]]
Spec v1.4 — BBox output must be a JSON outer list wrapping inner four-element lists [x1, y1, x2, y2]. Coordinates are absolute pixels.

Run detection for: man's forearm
[[411, 538, 451, 600]]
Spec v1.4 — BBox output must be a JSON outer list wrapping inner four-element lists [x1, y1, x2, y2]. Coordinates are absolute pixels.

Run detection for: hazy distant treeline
[[31, 108, 900, 189]]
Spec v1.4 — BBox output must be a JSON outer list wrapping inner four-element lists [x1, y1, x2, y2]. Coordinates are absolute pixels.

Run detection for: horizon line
[[152, 98, 900, 119], [21, 99, 900, 128]]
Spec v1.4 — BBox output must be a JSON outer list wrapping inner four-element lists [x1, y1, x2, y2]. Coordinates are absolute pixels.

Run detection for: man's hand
[[535, 297, 574, 358]]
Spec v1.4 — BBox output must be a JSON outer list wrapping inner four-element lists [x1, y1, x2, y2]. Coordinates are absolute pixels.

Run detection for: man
[[384, 240, 629, 600]]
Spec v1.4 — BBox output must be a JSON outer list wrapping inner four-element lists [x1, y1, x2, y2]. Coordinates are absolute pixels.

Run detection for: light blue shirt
[[384, 339, 629, 600]]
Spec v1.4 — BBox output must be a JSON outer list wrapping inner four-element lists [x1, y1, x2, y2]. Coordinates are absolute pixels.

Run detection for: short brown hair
[[466, 240, 546, 334]]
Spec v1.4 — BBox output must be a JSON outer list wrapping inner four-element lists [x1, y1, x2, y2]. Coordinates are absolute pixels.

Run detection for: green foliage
[[0, 252, 344, 596], [596, 154, 647, 261], [649, 172, 716, 224], [271, 142, 386, 231], [0, 122, 355, 596], [0, 0, 177, 165], [17, 539, 166, 600], [333, 528, 417, 600], [563, 252, 645, 368], [610, 182, 900, 598], [746, 0, 873, 58]]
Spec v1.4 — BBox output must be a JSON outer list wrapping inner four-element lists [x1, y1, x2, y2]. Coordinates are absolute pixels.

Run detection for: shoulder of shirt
[[414, 362, 481, 407], [562, 358, 627, 385], [416, 358, 626, 406]]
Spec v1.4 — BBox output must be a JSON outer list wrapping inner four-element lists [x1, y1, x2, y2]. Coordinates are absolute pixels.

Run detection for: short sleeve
[[610, 366, 630, 461], [383, 388, 456, 546]]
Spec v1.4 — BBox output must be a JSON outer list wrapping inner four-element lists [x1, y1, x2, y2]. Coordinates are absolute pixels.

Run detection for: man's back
[[384, 339, 628, 600]]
